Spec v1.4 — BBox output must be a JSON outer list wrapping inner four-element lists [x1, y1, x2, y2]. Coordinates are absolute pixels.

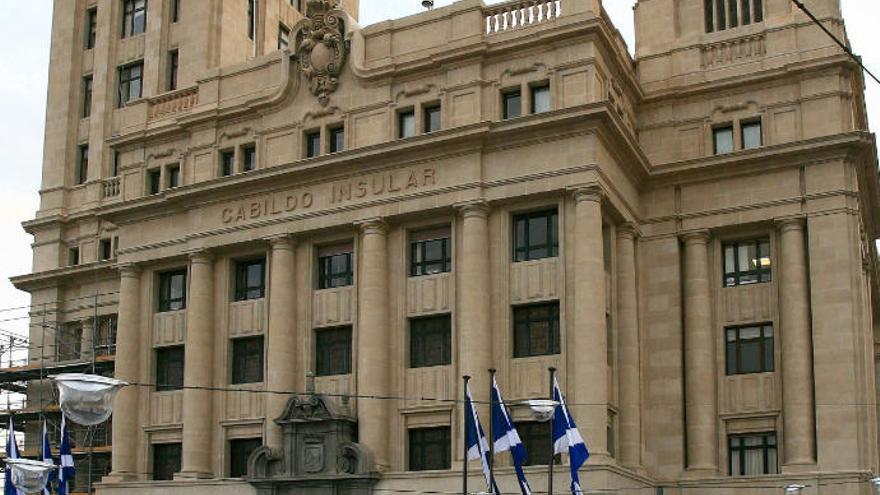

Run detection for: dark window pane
[[156, 346, 185, 391], [315, 327, 352, 376], [754, 0, 763, 22], [306, 131, 321, 158], [243, 146, 256, 171], [330, 127, 345, 153], [714, 126, 734, 154], [716, 0, 726, 30], [741, 0, 751, 24], [512, 209, 558, 262], [728, 0, 738, 27], [531, 84, 551, 114], [410, 316, 451, 368], [513, 303, 560, 358], [728, 433, 777, 476], [705, 0, 714, 32], [148, 169, 161, 194], [95, 315, 118, 356], [408, 427, 451, 471], [86, 8, 98, 49], [725, 324, 774, 375], [158, 270, 187, 312], [318, 251, 353, 289], [118, 62, 144, 107], [235, 258, 266, 301], [516, 422, 558, 466], [230, 438, 262, 478], [153, 443, 181, 480], [399, 110, 416, 138], [410, 235, 451, 277], [167, 50, 179, 91], [221, 151, 235, 176], [722, 238, 772, 287], [424, 105, 441, 133], [503, 90, 522, 120], [167, 165, 180, 188], [232, 336, 264, 384], [83, 76, 93, 118]]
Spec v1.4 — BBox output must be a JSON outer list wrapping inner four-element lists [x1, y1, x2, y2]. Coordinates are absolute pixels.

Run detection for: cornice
[[10, 260, 118, 293]]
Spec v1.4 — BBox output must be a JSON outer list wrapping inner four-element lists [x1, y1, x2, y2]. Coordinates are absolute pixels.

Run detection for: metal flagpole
[[548, 367, 557, 495], [463, 375, 470, 495], [488, 368, 497, 495]]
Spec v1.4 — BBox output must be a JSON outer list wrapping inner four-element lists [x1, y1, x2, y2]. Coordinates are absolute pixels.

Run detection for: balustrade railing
[[147, 86, 199, 121], [485, 0, 563, 35], [102, 177, 121, 199]]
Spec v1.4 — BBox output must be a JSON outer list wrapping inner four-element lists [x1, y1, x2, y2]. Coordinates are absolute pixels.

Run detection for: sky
[[0, 0, 877, 342]]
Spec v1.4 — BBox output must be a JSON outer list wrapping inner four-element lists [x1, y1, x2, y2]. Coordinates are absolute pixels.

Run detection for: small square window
[[410, 230, 451, 276], [99, 239, 113, 261], [329, 126, 345, 153], [158, 270, 187, 312], [152, 443, 181, 481], [234, 258, 266, 301], [166, 164, 180, 189], [512, 209, 558, 262], [220, 150, 235, 176], [231, 336, 264, 384], [399, 109, 416, 139], [729, 432, 777, 476], [242, 145, 257, 171], [741, 121, 762, 150], [513, 302, 560, 358], [424, 104, 441, 133], [315, 326, 352, 376], [713, 125, 735, 155], [155, 345, 185, 391], [515, 422, 560, 466], [317, 248, 353, 289], [503, 88, 522, 120], [408, 427, 451, 471], [723, 238, 771, 287], [726, 324, 774, 375], [305, 130, 321, 158], [147, 169, 162, 195], [410, 315, 451, 368], [531, 83, 551, 114], [229, 438, 262, 478]]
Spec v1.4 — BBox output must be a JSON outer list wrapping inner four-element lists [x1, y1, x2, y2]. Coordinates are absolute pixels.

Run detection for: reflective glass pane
[[532, 85, 550, 114], [740, 340, 761, 373], [529, 216, 548, 246], [742, 122, 762, 149], [714, 127, 734, 154], [724, 245, 736, 274], [400, 111, 416, 138]]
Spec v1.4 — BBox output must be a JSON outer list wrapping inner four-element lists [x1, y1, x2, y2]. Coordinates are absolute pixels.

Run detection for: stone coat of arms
[[298, 0, 348, 107]]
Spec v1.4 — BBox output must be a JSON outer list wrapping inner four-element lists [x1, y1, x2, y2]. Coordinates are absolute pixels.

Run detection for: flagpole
[[463, 375, 470, 495], [488, 368, 497, 495], [548, 367, 556, 495]]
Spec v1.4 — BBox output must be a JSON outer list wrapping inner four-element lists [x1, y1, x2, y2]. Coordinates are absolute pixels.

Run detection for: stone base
[[175, 471, 215, 480]]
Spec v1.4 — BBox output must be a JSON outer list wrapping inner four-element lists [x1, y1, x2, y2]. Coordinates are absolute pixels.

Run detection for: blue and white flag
[[464, 384, 498, 494], [57, 416, 74, 495], [490, 377, 531, 495], [41, 421, 56, 495], [4, 418, 23, 495], [552, 378, 590, 495]]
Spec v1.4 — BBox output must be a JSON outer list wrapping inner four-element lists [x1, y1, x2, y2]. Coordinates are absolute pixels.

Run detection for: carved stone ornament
[[298, 0, 348, 107]]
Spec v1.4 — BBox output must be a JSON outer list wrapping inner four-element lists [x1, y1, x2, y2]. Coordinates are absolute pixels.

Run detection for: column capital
[[454, 200, 490, 219], [266, 234, 297, 249], [355, 217, 388, 236], [186, 250, 214, 264], [117, 263, 141, 278], [681, 230, 711, 245], [617, 223, 639, 240], [775, 216, 806, 233], [569, 185, 604, 204]]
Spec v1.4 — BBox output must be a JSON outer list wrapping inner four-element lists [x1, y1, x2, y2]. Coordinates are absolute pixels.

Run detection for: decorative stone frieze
[[298, 0, 349, 107]]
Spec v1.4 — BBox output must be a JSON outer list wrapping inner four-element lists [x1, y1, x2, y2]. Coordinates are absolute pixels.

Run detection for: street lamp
[[52, 373, 128, 426], [871, 476, 880, 494], [783, 484, 805, 494], [5, 458, 57, 493], [516, 399, 559, 422]]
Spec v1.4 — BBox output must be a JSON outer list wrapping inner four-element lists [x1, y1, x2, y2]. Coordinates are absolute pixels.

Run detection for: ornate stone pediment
[[298, 0, 348, 107]]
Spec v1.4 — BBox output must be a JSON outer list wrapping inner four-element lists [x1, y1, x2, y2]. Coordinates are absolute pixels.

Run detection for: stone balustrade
[[700, 34, 766, 68], [147, 86, 199, 121], [102, 176, 121, 199], [485, 0, 563, 35]]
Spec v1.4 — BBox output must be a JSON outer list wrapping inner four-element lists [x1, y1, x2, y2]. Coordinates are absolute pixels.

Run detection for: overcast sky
[[0, 1, 877, 341]]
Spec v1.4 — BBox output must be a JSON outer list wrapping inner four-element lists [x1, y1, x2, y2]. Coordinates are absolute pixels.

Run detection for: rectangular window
[[155, 345, 185, 391], [424, 104, 441, 133], [95, 315, 118, 356], [118, 61, 144, 107], [278, 23, 290, 50], [152, 443, 181, 480], [122, 0, 147, 38], [754, 0, 763, 22], [68, 246, 80, 267], [515, 422, 558, 466], [329, 126, 345, 153], [112, 150, 121, 177], [171, 0, 180, 22], [728, 0, 739, 28], [513, 302, 561, 358], [234, 258, 266, 301], [56, 323, 83, 362], [741, 0, 751, 24], [167, 49, 179, 91], [410, 315, 452, 368], [242, 145, 257, 171], [166, 164, 180, 189], [408, 427, 451, 471], [158, 269, 187, 312], [726, 324, 774, 375], [315, 326, 352, 376], [147, 168, 161, 194], [231, 336, 264, 384], [410, 230, 451, 277], [531, 83, 551, 114], [220, 150, 235, 176], [741, 120, 762, 150], [502, 88, 522, 120], [86, 7, 98, 49], [705, 0, 714, 32], [248, 0, 256, 40], [729, 433, 777, 476], [317, 248, 353, 289], [399, 109, 416, 139], [82, 75, 93, 118], [512, 209, 559, 262], [100, 238, 113, 261], [229, 438, 262, 478], [713, 125, 734, 155], [77, 145, 89, 185], [716, 0, 726, 31], [305, 130, 321, 158], [723, 238, 771, 287]]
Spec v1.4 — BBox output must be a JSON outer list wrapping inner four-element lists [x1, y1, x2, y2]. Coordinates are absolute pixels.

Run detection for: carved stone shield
[[298, 0, 348, 107]]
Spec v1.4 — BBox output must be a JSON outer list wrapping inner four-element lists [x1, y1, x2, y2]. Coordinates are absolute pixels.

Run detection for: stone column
[[266, 236, 297, 451], [179, 252, 215, 479], [109, 264, 141, 481], [456, 202, 492, 399], [356, 219, 390, 470], [570, 187, 608, 455], [778, 218, 816, 467], [682, 231, 717, 474], [616, 223, 641, 469]]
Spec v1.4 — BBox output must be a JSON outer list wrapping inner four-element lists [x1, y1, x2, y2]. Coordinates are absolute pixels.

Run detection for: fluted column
[[456, 202, 492, 399], [778, 218, 816, 467], [179, 251, 215, 479], [570, 187, 608, 456], [356, 219, 390, 470], [682, 231, 717, 474], [616, 223, 641, 469], [109, 264, 142, 481], [266, 236, 297, 451]]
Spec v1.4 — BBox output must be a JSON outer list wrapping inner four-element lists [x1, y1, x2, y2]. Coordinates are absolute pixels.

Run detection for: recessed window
[[147, 168, 161, 195], [513, 302, 560, 358], [86, 7, 98, 49], [167, 49, 179, 91], [531, 83, 551, 114], [220, 150, 235, 176], [741, 120, 762, 150], [157, 269, 187, 312], [729, 433, 777, 476], [99, 238, 113, 261], [726, 324, 774, 375], [77, 145, 89, 185], [247, 0, 256, 40], [231, 336, 264, 384], [410, 229, 451, 277], [723, 238, 771, 287], [512, 209, 558, 262], [408, 427, 451, 471], [502, 88, 522, 120], [315, 326, 352, 376], [95, 314, 118, 356], [171, 0, 180, 22], [234, 258, 266, 301], [410, 315, 451, 368], [424, 104, 441, 133], [278, 23, 291, 50], [82, 75, 93, 118], [242, 145, 257, 172], [121, 0, 147, 38], [329, 126, 345, 153], [705, 0, 763, 32], [515, 422, 560, 466], [118, 61, 144, 107], [152, 443, 181, 481], [713, 125, 735, 155], [317, 246, 353, 289], [68, 246, 81, 267], [399, 109, 416, 139], [166, 164, 180, 189], [305, 130, 321, 158], [229, 438, 262, 478], [56, 323, 83, 362], [112, 150, 121, 177], [155, 345, 185, 391]]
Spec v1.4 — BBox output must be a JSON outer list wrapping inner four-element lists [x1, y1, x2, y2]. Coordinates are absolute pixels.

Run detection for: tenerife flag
[[490, 377, 531, 495], [57, 416, 74, 495], [4, 418, 23, 495], [41, 421, 56, 495], [552, 378, 590, 495], [464, 384, 498, 494]]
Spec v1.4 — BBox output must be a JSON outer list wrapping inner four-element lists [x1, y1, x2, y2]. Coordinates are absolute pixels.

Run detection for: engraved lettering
[[302, 192, 313, 208], [234, 206, 246, 222], [271, 195, 283, 215], [423, 168, 436, 186], [388, 173, 401, 192], [355, 181, 368, 198], [286, 194, 298, 211], [250, 202, 262, 219], [371, 175, 385, 195], [222, 208, 234, 224], [407, 171, 419, 189]]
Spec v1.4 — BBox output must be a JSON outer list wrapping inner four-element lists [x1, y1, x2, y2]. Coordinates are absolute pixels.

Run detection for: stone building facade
[[8, 0, 880, 494]]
